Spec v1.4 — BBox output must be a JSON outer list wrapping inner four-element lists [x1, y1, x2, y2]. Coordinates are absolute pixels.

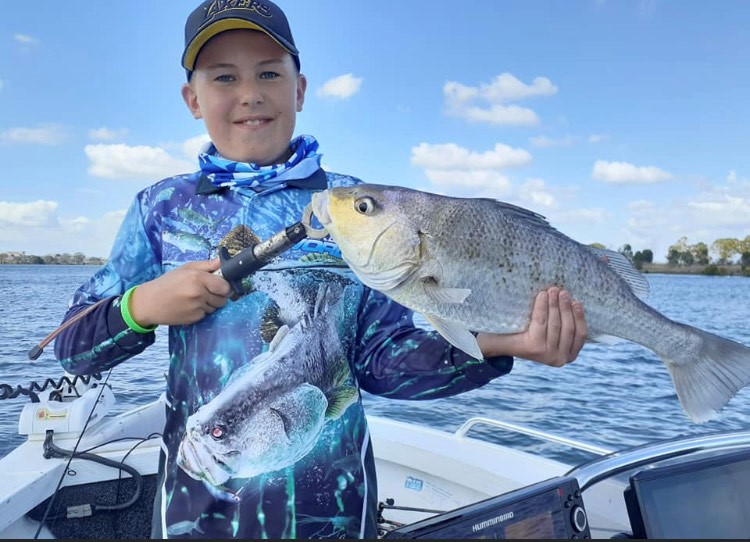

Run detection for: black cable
[[42, 434, 144, 515], [0, 373, 103, 403], [79, 432, 162, 455], [32, 371, 113, 538]]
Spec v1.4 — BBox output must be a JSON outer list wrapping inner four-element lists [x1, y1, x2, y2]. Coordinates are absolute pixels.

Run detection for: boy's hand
[[476, 287, 587, 367], [129, 259, 232, 327]]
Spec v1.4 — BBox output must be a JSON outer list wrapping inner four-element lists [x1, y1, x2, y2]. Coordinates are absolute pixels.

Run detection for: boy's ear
[[296, 74, 307, 112], [181, 83, 203, 119]]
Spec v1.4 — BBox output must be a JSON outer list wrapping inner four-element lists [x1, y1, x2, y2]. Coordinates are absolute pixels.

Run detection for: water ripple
[[1, 267, 749, 464]]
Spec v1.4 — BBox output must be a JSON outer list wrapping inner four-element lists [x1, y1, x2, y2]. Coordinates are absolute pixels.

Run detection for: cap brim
[[182, 18, 299, 71]]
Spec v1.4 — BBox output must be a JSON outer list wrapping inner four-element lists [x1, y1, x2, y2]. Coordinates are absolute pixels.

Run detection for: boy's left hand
[[476, 287, 587, 367]]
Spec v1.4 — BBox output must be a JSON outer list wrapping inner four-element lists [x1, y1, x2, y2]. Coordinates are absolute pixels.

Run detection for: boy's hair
[[182, 0, 300, 80]]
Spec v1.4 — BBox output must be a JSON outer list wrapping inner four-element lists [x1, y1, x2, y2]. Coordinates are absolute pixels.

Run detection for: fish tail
[[664, 325, 750, 423]]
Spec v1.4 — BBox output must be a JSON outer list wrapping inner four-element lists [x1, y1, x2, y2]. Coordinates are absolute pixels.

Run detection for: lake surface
[[1, 265, 749, 464]]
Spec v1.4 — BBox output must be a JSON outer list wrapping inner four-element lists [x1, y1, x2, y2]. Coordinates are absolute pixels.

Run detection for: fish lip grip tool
[[216, 203, 329, 296]]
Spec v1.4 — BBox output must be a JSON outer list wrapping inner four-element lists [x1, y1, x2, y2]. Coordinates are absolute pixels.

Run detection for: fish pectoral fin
[[325, 386, 358, 420], [423, 281, 472, 304], [424, 314, 484, 360], [352, 260, 415, 292]]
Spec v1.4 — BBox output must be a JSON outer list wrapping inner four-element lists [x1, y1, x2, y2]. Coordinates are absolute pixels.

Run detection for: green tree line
[[0, 252, 106, 265], [664, 236, 750, 267], [609, 235, 750, 276]]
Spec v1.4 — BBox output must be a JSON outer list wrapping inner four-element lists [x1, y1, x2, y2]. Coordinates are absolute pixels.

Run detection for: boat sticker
[[35, 408, 68, 421], [404, 476, 423, 491]]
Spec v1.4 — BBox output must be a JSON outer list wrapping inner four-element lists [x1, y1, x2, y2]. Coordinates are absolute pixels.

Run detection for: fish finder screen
[[626, 448, 750, 539], [382, 480, 579, 539]]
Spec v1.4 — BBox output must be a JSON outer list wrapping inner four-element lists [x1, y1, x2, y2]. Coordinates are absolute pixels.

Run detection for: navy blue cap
[[182, 0, 300, 79]]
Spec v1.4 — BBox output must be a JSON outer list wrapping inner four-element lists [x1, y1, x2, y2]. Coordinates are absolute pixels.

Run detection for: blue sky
[[1, 0, 749, 262]]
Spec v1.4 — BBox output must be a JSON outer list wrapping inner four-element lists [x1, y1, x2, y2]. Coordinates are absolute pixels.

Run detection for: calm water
[[1, 265, 749, 464]]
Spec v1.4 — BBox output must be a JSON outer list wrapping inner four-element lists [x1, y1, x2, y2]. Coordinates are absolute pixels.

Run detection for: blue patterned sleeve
[[353, 289, 513, 399], [54, 192, 163, 375]]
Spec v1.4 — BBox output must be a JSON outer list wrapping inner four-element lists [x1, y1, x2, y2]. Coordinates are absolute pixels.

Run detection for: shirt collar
[[195, 167, 328, 196]]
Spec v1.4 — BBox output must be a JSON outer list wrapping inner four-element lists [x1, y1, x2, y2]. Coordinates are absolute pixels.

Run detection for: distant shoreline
[[641, 263, 747, 276], [0, 263, 103, 266], [1, 262, 747, 276]]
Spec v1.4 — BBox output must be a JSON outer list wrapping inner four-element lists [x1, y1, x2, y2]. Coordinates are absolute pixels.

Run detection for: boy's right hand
[[128, 259, 232, 327]]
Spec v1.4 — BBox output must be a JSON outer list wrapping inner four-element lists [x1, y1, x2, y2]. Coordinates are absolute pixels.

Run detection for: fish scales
[[369, 188, 652, 341], [311, 183, 750, 423]]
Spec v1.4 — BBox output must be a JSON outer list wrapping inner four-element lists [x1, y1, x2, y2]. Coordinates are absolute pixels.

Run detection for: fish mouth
[[177, 436, 233, 486], [310, 191, 331, 226]]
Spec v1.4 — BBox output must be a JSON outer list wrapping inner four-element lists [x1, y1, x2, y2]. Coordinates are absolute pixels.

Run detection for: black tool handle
[[218, 245, 261, 296], [218, 221, 308, 295]]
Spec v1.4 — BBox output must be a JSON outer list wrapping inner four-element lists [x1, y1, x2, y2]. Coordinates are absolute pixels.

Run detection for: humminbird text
[[472, 511, 514, 532]]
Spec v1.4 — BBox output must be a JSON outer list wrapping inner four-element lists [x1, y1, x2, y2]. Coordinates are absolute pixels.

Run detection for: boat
[[1, 372, 750, 539]]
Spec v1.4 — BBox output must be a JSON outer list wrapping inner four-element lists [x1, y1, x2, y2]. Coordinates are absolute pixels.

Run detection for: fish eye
[[354, 197, 375, 215], [210, 425, 227, 440]]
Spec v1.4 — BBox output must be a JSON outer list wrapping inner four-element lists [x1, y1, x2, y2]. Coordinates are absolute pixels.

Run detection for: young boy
[[54, 1, 587, 538]]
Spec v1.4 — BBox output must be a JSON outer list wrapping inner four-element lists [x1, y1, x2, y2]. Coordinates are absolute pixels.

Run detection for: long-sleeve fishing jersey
[[54, 167, 513, 539]]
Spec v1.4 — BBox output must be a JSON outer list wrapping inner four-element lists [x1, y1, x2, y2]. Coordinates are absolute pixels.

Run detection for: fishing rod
[[28, 204, 328, 360]]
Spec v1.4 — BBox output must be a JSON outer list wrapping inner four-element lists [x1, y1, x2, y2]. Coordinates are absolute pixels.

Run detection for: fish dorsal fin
[[423, 280, 472, 304], [486, 199, 555, 230], [268, 324, 291, 351], [588, 247, 650, 298], [423, 314, 483, 360]]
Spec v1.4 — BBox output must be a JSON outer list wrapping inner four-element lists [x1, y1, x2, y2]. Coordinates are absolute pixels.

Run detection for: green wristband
[[121, 286, 157, 334]]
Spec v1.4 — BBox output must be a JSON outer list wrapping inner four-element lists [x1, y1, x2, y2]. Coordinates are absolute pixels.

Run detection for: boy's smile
[[182, 29, 306, 166]]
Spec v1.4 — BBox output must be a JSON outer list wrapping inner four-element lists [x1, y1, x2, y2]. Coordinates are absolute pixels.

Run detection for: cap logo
[[205, 0, 273, 22]]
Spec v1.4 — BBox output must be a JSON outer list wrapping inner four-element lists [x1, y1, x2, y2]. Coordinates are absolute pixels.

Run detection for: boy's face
[[182, 29, 306, 165]]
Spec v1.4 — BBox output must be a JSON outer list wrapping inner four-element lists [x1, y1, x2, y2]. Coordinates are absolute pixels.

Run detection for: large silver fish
[[310, 183, 750, 423]]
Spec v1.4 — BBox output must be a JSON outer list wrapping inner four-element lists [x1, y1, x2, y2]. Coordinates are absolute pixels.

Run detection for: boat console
[[624, 447, 750, 539], [382, 475, 589, 539]]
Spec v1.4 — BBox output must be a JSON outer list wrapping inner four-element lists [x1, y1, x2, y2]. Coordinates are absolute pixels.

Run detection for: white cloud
[[411, 142, 531, 170], [446, 73, 557, 103], [686, 194, 750, 227], [0, 124, 66, 145], [516, 178, 557, 208], [621, 173, 750, 261], [460, 104, 539, 125], [0, 200, 59, 228], [89, 127, 129, 141], [60, 210, 126, 256], [424, 169, 513, 193], [726, 169, 750, 187], [0, 203, 126, 258], [588, 134, 609, 143], [592, 160, 673, 184], [317, 73, 363, 99], [14, 34, 38, 45], [85, 143, 195, 180], [410, 142, 531, 195], [444, 73, 557, 126], [181, 133, 212, 160], [530, 135, 576, 148]]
